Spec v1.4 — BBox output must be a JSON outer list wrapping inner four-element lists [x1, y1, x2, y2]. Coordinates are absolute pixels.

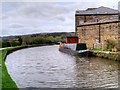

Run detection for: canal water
[[5, 45, 120, 89]]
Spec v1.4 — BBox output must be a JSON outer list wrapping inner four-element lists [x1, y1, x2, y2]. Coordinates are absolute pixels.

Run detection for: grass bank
[[90, 49, 120, 61], [0, 50, 1, 90], [1, 48, 19, 90], [1, 44, 51, 90]]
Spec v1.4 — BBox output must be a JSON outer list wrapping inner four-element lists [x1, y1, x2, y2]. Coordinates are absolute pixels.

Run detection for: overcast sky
[[1, 0, 120, 36]]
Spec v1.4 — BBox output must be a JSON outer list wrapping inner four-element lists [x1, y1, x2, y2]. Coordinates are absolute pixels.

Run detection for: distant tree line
[[0, 35, 64, 48]]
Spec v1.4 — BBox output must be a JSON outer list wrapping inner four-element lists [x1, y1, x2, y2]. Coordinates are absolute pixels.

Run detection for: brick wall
[[75, 15, 118, 26], [76, 21, 120, 50], [118, 22, 120, 50]]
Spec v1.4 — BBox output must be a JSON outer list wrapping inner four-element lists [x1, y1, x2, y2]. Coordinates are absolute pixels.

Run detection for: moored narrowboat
[[59, 36, 89, 56]]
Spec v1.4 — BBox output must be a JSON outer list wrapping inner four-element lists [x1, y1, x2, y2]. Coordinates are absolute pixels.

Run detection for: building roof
[[77, 20, 120, 27], [66, 36, 78, 38], [75, 6, 119, 16], [119, 1, 120, 12]]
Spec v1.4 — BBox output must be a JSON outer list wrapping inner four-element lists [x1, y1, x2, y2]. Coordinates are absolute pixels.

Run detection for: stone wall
[[76, 21, 120, 50], [91, 50, 120, 61], [100, 22, 119, 50], [75, 15, 118, 26], [76, 25, 99, 48], [118, 22, 120, 50]]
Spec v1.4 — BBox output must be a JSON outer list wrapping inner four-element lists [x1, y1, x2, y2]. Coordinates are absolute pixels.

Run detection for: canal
[[5, 45, 120, 89]]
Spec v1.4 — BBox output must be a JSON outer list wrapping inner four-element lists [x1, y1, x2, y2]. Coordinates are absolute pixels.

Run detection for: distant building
[[75, 6, 120, 50]]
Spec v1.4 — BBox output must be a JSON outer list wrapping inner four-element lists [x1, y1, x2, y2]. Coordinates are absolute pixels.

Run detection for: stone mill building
[[75, 6, 120, 51]]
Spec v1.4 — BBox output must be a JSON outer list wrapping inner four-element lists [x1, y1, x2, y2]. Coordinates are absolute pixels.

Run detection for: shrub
[[2, 41, 11, 48], [105, 39, 117, 51]]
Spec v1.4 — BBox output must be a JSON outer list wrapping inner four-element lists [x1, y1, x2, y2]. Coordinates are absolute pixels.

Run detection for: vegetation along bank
[[90, 50, 120, 61], [1, 44, 51, 90]]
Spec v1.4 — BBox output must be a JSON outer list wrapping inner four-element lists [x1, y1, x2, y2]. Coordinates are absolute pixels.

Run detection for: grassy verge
[[91, 48, 104, 52], [1, 44, 49, 90], [90, 48, 120, 61], [0, 50, 1, 90], [1, 49, 18, 90]]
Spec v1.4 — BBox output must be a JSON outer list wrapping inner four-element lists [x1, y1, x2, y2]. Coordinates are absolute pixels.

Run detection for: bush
[[18, 37, 22, 45], [9, 41, 20, 46], [2, 41, 11, 48], [105, 39, 117, 51]]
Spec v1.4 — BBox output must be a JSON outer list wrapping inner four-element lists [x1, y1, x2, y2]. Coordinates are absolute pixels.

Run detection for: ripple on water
[[5, 45, 120, 89]]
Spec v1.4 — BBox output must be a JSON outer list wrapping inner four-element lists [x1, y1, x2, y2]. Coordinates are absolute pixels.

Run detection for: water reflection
[[5, 45, 119, 89], [74, 57, 119, 89]]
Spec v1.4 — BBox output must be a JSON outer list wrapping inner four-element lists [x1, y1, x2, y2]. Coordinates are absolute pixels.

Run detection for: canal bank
[[90, 50, 120, 61], [1, 48, 19, 90], [1, 44, 52, 90]]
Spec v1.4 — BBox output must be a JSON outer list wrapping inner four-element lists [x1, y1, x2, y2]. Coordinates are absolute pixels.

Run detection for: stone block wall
[[100, 22, 119, 50], [75, 15, 118, 26], [76, 21, 120, 50], [118, 22, 120, 50], [76, 25, 99, 48]]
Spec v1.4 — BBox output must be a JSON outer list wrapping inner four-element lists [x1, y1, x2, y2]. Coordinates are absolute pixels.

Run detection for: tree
[[18, 37, 22, 45], [47, 36, 54, 43], [9, 40, 19, 46], [2, 41, 11, 47], [21, 36, 31, 45], [55, 36, 61, 42]]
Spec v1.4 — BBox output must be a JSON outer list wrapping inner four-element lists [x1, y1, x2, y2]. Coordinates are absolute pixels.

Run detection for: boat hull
[[59, 48, 89, 57]]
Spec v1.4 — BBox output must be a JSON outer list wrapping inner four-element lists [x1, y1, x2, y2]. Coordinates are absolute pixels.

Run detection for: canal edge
[[90, 50, 120, 61]]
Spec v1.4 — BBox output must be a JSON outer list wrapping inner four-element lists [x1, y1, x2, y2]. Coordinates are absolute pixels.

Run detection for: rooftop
[[76, 6, 119, 16], [66, 36, 78, 38]]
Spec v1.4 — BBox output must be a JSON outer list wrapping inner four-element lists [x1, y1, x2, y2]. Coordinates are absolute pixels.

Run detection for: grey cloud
[[56, 16, 66, 21], [2, 15, 9, 19], [3, 2, 76, 19], [2, 1, 119, 36], [8, 24, 24, 28], [19, 3, 72, 18]]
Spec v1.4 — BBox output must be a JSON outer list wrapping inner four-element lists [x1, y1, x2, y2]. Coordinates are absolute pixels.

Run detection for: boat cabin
[[66, 36, 78, 44]]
